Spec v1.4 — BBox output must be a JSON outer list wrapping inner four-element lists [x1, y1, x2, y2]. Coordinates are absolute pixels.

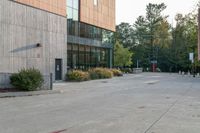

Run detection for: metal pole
[[50, 73, 53, 90], [193, 62, 195, 77]]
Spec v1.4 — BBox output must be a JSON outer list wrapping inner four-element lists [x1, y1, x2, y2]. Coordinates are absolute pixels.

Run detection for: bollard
[[50, 73, 53, 90], [188, 71, 190, 76], [179, 71, 181, 75], [182, 72, 185, 75]]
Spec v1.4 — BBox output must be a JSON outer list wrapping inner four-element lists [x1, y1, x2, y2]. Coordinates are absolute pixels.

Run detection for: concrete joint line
[[143, 99, 178, 133], [143, 86, 191, 133]]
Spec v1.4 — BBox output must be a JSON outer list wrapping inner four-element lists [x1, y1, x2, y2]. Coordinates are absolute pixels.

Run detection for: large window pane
[[79, 45, 85, 69], [91, 47, 96, 67], [85, 46, 91, 67], [67, 0, 73, 7], [73, 0, 79, 10], [80, 23, 86, 38], [67, 44, 73, 69], [67, 7, 73, 19], [72, 45, 78, 69], [73, 9, 79, 21]]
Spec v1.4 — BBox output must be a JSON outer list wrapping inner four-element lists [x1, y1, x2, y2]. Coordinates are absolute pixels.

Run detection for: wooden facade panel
[[15, 0, 66, 16], [80, 0, 116, 31]]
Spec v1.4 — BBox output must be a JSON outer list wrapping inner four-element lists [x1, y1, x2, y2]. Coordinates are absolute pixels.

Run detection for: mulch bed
[[0, 88, 22, 93]]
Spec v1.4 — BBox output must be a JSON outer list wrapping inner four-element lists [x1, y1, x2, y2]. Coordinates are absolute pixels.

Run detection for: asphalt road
[[0, 73, 200, 133]]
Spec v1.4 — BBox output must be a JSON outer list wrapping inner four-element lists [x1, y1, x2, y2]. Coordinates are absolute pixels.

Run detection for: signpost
[[151, 60, 157, 72], [189, 53, 195, 77], [189, 53, 194, 63]]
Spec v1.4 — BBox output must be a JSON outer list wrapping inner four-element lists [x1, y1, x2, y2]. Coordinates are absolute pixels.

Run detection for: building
[[0, 0, 67, 88], [67, 0, 115, 70], [0, 0, 115, 89]]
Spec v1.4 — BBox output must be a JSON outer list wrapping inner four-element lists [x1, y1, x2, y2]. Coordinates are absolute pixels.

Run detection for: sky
[[116, 0, 199, 25]]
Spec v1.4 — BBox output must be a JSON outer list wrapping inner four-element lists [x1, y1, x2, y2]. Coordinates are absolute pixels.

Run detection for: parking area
[[0, 73, 200, 133]]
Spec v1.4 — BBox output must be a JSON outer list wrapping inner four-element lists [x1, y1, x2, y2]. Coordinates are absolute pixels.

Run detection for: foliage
[[114, 41, 133, 67], [89, 68, 113, 80], [133, 3, 171, 71], [66, 68, 124, 82], [10, 68, 44, 91], [115, 23, 135, 49], [66, 70, 90, 82], [114, 2, 200, 72], [111, 69, 123, 76], [169, 13, 200, 72]]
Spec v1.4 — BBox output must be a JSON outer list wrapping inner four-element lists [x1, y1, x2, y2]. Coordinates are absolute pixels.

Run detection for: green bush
[[111, 69, 123, 77], [89, 68, 113, 80], [66, 70, 90, 82], [10, 68, 44, 91]]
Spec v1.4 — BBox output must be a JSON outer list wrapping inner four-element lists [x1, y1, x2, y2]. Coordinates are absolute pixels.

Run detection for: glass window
[[94, 0, 98, 6], [73, 0, 79, 10], [85, 46, 91, 67], [80, 23, 86, 37], [79, 45, 85, 68], [73, 9, 79, 21], [96, 48, 101, 65], [71, 21, 79, 36], [67, 7, 73, 19], [91, 47, 97, 67], [67, 44, 73, 69], [67, 19, 72, 35], [67, 0, 73, 7], [73, 44, 78, 51], [72, 45, 78, 69]]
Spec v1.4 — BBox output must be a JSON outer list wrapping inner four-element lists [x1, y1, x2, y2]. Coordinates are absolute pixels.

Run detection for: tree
[[170, 13, 200, 72], [114, 41, 133, 67], [115, 23, 135, 49], [113, 2, 200, 72], [133, 3, 171, 71]]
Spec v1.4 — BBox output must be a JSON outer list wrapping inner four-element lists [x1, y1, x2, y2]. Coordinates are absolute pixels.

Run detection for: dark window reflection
[[66, 0, 113, 70], [67, 44, 110, 69]]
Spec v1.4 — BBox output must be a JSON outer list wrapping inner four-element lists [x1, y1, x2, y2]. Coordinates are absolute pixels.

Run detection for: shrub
[[111, 69, 123, 77], [66, 70, 90, 82], [10, 68, 44, 91], [89, 68, 113, 80]]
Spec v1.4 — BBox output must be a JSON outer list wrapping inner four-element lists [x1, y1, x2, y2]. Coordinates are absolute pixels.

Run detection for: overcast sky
[[116, 0, 199, 25]]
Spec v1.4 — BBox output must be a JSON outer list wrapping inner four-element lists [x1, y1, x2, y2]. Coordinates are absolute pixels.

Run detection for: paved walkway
[[0, 73, 200, 133]]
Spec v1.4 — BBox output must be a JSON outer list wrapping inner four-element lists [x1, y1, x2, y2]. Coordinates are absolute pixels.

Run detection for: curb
[[0, 90, 61, 98]]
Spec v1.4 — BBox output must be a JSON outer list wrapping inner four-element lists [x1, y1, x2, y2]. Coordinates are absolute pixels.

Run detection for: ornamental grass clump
[[89, 68, 113, 80], [111, 69, 123, 77], [66, 70, 90, 82]]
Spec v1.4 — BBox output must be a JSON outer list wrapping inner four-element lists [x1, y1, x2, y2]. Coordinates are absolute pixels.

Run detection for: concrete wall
[[0, 73, 12, 88], [0, 0, 67, 89]]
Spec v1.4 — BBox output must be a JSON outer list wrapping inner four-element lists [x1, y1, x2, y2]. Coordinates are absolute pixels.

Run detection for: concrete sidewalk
[[0, 90, 61, 98]]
